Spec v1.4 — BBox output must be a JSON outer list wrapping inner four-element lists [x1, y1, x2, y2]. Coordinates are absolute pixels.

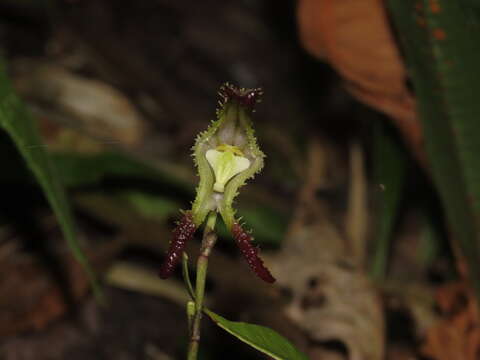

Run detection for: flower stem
[[187, 212, 217, 360]]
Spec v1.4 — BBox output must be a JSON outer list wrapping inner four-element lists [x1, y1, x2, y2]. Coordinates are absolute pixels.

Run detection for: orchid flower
[[159, 83, 275, 283]]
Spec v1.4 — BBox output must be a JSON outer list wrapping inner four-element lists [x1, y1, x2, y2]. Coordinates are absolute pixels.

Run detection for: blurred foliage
[[51, 150, 287, 247], [370, 121, 407, 280], [6, 0, 480, 357], [0, 60, 101, 299], [388, 0, 480, 298], [51, 152, 192, 192]]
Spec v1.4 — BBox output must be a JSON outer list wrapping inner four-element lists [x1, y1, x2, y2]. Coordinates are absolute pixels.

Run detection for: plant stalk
[[187, 212, 217, 360]]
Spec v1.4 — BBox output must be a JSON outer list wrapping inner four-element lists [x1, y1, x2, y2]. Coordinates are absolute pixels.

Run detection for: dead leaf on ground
[[421, 281, 480, 360], [0, 219, 122, 337], [297, 0, 424, 165], [13, 60, 146, 147], [271, 138, 384, 360], [0, 248, 89, 336]]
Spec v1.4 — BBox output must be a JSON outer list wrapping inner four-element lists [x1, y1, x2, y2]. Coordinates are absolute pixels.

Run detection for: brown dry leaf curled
[[421, 281, 480, 360], [297, 0, 424, 164]]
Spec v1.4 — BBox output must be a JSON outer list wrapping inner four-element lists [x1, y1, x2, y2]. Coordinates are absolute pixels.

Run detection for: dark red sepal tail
[[232, 223, 275, 283], [159, 212, 197, 279]]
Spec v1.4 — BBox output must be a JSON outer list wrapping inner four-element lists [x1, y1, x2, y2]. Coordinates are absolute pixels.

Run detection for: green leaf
[[116, 191, 180, 221], [204, 309, 309, 360], [240, 205, 288, 247], [388, 1, 480, 297], [51, 151, 192, 193], [370, 122, 407, 280], [0, 60, 102, 300], [417, 211, 441, 267]]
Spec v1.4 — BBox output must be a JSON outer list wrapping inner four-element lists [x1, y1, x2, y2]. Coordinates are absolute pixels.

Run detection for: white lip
[[206, 149, 251, 193]]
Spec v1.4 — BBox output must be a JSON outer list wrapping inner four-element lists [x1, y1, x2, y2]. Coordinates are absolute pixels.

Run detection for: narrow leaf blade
[[388, 0, 480, 298], [370, 122, 407, 279], [0, 61, 102, 300]]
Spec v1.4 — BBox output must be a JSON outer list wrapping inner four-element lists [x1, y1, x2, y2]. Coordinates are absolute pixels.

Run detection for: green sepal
[[219, 105, 264, 229], [190, 84, 265, 230], [191, 121, 218, 226]]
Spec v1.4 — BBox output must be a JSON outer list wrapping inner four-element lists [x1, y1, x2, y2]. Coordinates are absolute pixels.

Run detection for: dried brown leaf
[[271, 138, 384, 360], [421, 282, 480, 360], [0, 253, 88, 336], [297, 0, 424, 164]]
